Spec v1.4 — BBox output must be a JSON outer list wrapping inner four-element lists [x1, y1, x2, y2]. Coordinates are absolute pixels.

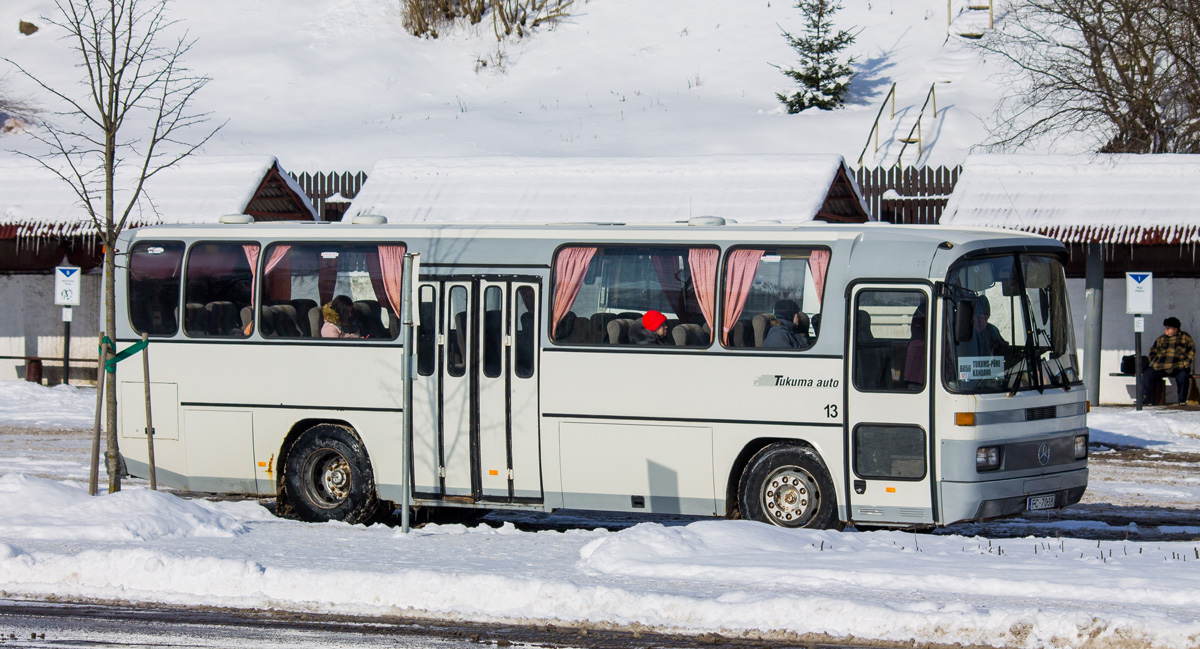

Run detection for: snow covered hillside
[[1, 0, 1042, 172]]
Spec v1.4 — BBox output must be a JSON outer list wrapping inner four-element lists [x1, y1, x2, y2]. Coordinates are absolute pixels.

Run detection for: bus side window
[[416, 285, 436, 376], [257, 243, 403, 341], [514, 286, 535, 378], [447, 286, 467, 377], [482, 286, 503, 378], [549, 245, 717, 347], [720, 246, 829, 350], [853, 290, 927, 392], [128, 241, 185, 337], [183, 241, 255, 338]]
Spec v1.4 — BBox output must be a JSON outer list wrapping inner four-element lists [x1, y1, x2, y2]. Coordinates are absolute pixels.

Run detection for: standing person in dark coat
[[1141, 316, 1195, 404], [630, 310, 669, 345], [764, 299, 808, 349]]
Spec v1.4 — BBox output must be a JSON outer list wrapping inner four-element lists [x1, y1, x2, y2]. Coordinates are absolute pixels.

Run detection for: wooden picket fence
[[855, 165, 960, 225], [293, 166, 963, 224], [289, 171, 368, 222]]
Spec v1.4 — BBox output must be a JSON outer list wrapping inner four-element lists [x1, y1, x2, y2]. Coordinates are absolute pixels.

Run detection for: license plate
[[1027, 494, 1056, 511]]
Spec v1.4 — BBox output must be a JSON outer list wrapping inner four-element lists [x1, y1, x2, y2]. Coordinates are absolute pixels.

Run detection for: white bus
[[113, 217, 1088, 529]]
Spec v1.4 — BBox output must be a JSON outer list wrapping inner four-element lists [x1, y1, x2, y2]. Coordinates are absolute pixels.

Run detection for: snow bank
[[1, 505, 1198, 648], [0, 474, 246, 541], [0, 381, 94, 428]]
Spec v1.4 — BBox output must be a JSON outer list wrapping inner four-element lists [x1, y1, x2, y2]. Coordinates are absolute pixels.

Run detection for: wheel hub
[[303, 448, 352, 508], [762, 467, 819, 527]]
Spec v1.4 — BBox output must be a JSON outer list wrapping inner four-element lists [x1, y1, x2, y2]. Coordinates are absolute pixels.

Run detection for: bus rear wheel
[[739, 444, 837, 529], [281, 424, 379, 524]]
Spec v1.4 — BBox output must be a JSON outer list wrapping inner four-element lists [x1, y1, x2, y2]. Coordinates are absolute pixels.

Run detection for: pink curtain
[[262, 245, 291, 301], [808, 249, 831, 303], [651, 254, 687, 320], [688, 248, 718, 336], [722, 249, 764, 344], [242, 243, 262, 302], [551, 247, 597, 337], [365, 251, 388, 307], [377, 244, 407, 318]]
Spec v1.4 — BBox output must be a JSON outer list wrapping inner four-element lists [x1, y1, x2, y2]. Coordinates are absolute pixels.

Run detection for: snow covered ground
[[1, 381, 1199, 648]]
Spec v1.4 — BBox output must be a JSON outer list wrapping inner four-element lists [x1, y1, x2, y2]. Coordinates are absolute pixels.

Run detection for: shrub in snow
[[402, 0, 572, 41], [774, 0, 857, 113]]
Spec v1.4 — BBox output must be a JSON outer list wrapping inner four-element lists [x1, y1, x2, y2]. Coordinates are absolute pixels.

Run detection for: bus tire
[[281, 424, 379, 524], [738, 443, 837, 529]]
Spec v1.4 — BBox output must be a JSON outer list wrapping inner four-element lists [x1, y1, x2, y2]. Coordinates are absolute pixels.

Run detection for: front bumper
[[940, 467, 1089, 524]]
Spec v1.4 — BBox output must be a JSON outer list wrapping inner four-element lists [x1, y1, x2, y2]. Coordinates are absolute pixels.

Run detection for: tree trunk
[[104, 131, 121, 493]]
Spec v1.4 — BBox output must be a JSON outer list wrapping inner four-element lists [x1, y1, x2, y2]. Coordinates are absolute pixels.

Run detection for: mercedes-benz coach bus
[[112, 217, 1088, 529]]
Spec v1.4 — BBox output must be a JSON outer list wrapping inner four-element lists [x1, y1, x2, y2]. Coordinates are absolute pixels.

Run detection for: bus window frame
[[181, 239, 260, 340], [718, 243, 832, 352], [547, 241, 721, 349], [127, 239, 186, 339], [253, 239, 408, 343]]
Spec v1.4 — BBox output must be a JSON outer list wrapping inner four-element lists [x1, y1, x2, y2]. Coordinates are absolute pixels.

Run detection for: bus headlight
[[976, 446, 1001, 471], [1074, 434, 1088, 460]]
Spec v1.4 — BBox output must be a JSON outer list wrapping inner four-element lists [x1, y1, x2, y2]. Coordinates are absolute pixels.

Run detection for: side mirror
[[955, 301, 975, 343]]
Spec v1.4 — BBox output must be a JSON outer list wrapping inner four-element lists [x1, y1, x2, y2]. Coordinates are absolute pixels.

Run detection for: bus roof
[[124, 218, 1061, 252]]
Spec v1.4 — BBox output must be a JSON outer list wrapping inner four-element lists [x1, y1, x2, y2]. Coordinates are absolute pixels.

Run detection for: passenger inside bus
[[321, 295, 363, 339], [763, 299, 809, 349], [630, 310, 669, 345]]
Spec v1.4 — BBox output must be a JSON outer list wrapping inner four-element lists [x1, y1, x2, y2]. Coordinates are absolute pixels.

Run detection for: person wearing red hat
[[631, 310, 669, 345]]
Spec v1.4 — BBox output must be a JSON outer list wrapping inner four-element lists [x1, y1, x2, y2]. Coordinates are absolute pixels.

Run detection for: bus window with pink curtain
[[721, 246, 830, 350]]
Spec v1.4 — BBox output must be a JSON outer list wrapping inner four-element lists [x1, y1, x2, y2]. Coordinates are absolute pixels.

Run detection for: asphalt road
[[0, 599, 872, 649]]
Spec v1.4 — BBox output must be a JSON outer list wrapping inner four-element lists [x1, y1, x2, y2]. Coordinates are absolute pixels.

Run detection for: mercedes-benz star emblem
[[1037, 442, 1051, 466]]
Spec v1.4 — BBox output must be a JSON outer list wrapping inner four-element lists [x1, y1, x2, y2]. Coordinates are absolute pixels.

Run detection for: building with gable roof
[[344, 155, 872, 224]]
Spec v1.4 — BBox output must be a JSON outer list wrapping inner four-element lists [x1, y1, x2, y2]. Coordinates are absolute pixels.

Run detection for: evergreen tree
[[775, 0, 857, 113]]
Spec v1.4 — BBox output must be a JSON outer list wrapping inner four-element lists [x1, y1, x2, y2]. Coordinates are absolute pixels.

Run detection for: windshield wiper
[[1015, 287, 1045, 396], [1033, 325, 1070, 390]]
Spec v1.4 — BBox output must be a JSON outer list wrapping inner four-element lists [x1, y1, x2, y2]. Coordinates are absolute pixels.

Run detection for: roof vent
[[218, 214, 254, 224], [351, 214, 388, 225], [688, 216, 726, 227]]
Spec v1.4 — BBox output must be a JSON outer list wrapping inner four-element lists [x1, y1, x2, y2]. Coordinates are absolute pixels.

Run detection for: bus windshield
[[943, 254, 1080, 394]]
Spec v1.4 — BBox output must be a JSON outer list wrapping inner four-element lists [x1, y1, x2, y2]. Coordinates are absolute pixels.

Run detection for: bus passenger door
[[476, 279, 544, 502], [846, 285, 935, 526], [440, 282, 474, 498], [477, 281, 509, 498], [411, 282, 442, 497], [509, 283, 542, 501]]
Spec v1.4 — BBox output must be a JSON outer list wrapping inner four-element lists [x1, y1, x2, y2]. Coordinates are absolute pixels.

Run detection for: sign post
[[54, 266, 82, 385], [1126, 272, 1154, 410]]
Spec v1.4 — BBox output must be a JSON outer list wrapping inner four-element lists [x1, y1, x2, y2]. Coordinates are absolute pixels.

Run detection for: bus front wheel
[[738, 444, 837, 529], [281, 424, 379, 524]]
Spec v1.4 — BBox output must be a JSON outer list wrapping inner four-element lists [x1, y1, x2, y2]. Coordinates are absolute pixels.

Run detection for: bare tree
[[2, 0, 221, 492], [0, 79, 38, 131], [976, 0, 1200, 153]]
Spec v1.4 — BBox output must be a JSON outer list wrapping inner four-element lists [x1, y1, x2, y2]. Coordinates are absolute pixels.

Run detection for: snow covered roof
[[345, 155, 871, 224], [940, 154, 1200, 245], [0, 155, 316, 239]]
